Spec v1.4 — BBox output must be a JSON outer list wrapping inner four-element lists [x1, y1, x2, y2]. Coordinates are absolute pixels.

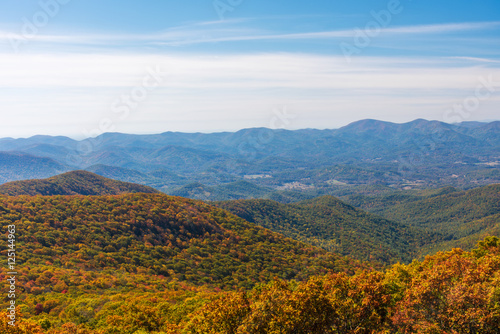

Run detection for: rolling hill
[[0, 151, 69, 184], [185, 238, 500, 333], [216, 195, 425, 264], [216, 183, 500, 262], [339, 183, 500, 256], [0, 193, 364, 290], [0, 170, 160, 196], [0, 178, 498, 332], [0, 191, 373, 333], [1, 196, 498, 334], [170, 180, 276, 201], [374, 183, 500, 254]]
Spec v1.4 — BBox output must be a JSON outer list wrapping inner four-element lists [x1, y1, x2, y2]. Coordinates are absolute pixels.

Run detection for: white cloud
[[447, 56, 500, 64], [1, 21, 499, 47], [378, 21, 500, 34], [0, 52, 499, 138], [0, 53, 497, 90]]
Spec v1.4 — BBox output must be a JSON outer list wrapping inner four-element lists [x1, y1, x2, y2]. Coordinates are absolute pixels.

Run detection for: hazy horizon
[[0, 117, 498, 141], [1, 0, 499, 138]]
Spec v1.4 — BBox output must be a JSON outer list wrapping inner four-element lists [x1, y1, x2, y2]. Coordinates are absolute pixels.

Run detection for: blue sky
[[0, 0, 499, 138]]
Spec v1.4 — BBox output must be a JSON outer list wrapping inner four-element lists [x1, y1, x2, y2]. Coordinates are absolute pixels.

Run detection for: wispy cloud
[[447, 56, 500, 64], [1, 21, 499, 47], [236, 21, 500, 41], [0, 17, 499, 138], [0, 51, 499, 138], [380, 21, 500, 34], [1, 53, 498, 89]]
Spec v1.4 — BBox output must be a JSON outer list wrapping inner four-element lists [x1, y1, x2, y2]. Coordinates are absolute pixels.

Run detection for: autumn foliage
[[1, 191, 499, 333], [186, 237, 500, 334]]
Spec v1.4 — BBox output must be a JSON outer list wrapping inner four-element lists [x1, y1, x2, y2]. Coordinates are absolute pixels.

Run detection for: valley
[[1, 119, 499, 200], [1, 119, 500, 333]]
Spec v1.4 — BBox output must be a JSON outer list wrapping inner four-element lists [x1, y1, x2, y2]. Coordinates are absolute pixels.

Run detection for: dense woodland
[[216, 185, 500, 263], [1, 170, 500, 333], [0, 171, 159, 196], [215, 196, 423, 264], [0, 194, 365, 290], [342, 184, 500, 255], [1, 234, 499, 333]]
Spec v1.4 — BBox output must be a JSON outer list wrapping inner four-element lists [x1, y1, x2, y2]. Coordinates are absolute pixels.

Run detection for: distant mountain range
[[2, 121, 499, 333], [1, 119, 499, 199], [0, 151, 68, 184]]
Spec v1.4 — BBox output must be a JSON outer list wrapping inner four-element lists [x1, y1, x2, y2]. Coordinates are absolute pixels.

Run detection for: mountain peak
[[341, 119, 396, 131], [0, 170, 159, 196], [336, 120, 399, 138], [404, 118, 451, 129]]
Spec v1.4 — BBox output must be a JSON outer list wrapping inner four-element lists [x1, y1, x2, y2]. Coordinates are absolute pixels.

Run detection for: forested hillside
[[374, 184, 500, 255], [0, 171, 159, 196], [0, 194, 362, 290], [339, 184, 500, 255], [2, 233, 499, 333], [217, 183, 500, 263], [186, 237, 500, 334], [0, 170, 499, 333], [216, 196, 426, 264]]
